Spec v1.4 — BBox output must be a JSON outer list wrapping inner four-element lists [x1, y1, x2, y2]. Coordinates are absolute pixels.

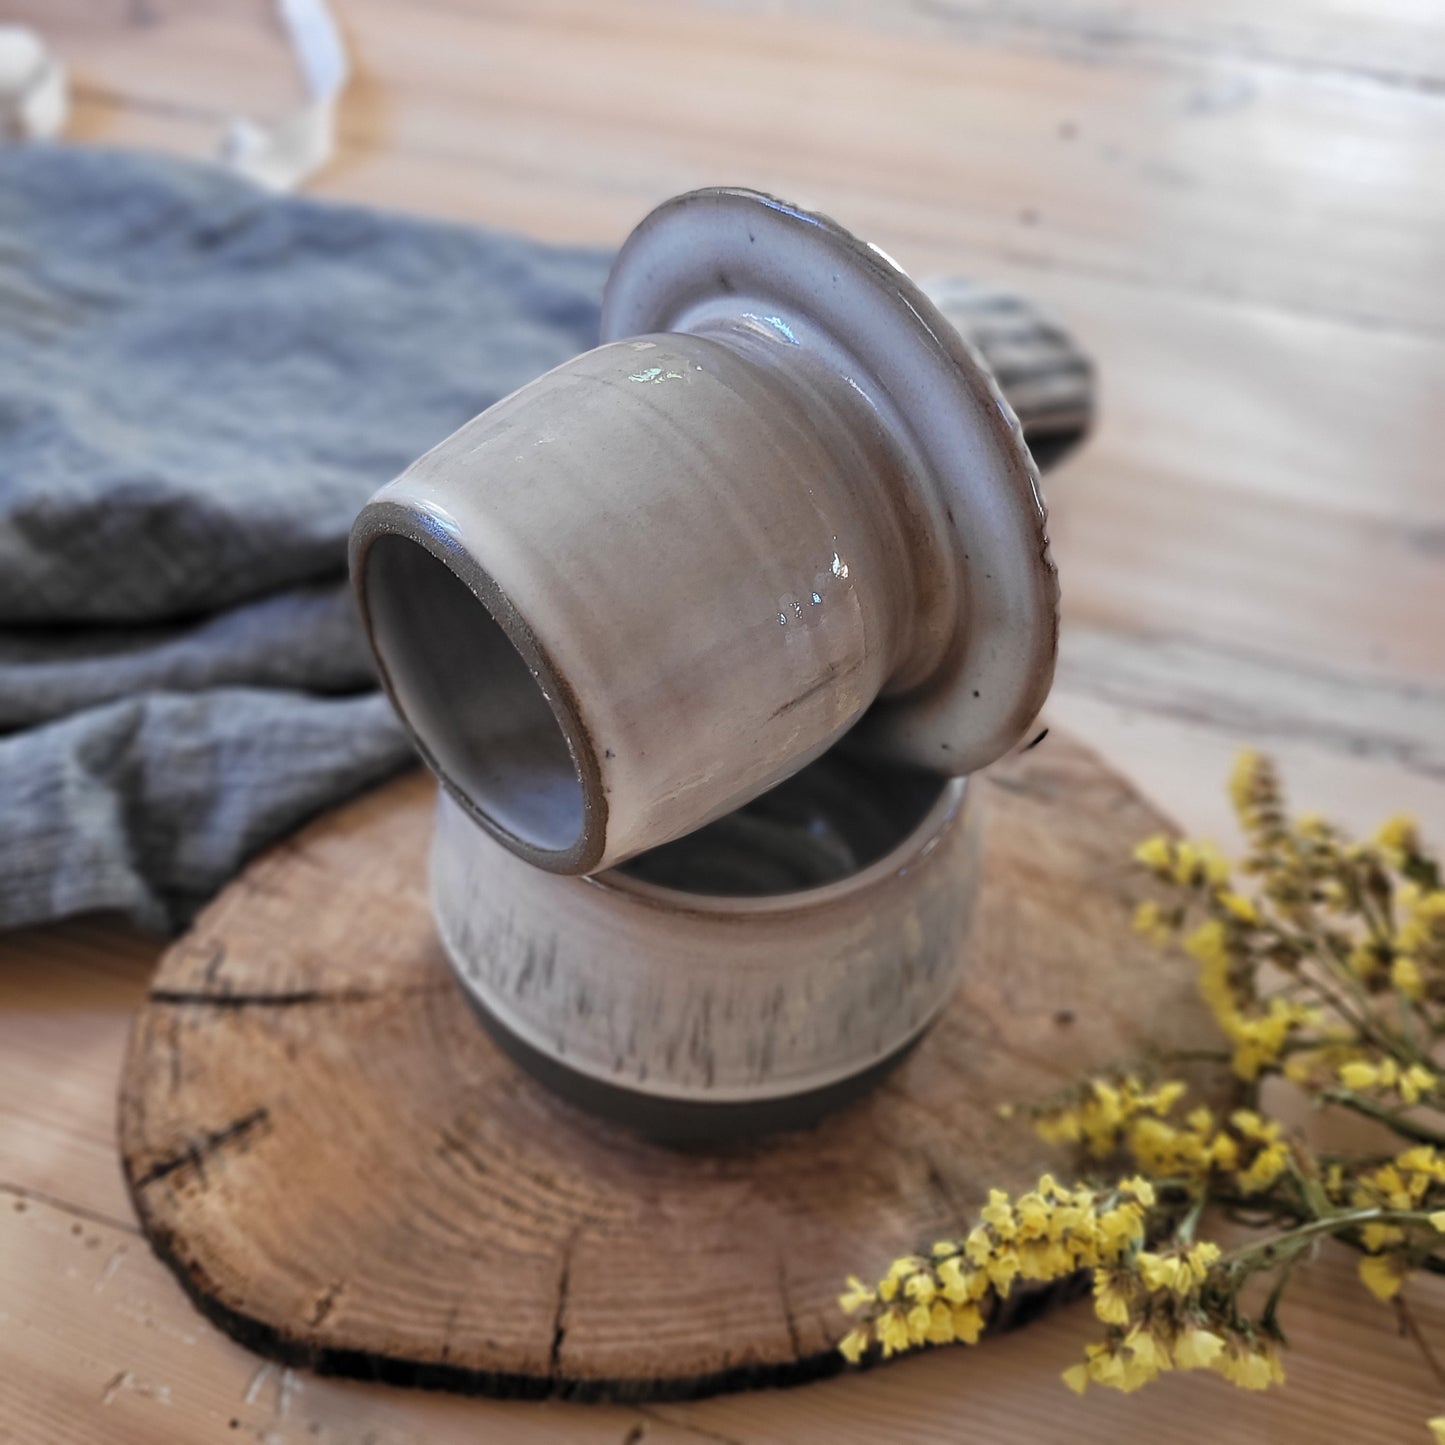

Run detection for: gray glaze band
[[429, 767, 983, 1124]]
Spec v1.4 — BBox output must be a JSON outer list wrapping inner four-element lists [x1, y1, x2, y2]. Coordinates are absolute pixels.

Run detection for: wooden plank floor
[[3, 1, 1443, 1440]]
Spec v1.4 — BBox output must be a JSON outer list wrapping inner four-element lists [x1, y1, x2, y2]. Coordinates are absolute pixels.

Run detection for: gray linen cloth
[[0, 144, 611, 931], [1, 145, 1091, 935]]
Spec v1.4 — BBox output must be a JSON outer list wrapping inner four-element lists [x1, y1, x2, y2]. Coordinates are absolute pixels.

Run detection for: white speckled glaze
[[352, 188, 1056, 875], [429, 761, 982, 1125]]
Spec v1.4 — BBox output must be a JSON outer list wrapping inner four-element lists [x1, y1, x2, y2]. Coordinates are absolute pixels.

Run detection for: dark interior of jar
[[617, 751, 946, 896], [363, 534, 584, 855]]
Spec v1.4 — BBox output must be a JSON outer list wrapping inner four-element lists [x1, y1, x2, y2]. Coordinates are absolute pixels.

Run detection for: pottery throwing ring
[[603, 188, 1060, 777], [352, 188, 1059, 876]]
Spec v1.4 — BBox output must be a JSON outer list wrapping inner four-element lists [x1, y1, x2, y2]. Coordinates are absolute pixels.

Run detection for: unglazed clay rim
[[602, 187, 1060, 775], [350, 499, 610, 874], [430, 772, 971, 1105]]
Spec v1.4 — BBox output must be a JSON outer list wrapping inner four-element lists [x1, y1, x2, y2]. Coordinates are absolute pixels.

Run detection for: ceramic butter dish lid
[[351, 187, 1058, 875]]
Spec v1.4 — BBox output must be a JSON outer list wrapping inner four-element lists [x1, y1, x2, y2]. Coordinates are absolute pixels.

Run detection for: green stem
[[1175, 1194, 1207, 1245], [1273, 942, 1377, 1036], [1226, 1207, 1439, 1274], [1273, 907, 1412, 1059], [1287, 1156, 1334, 1222], [1396, 1295, 1445, 1387], [1259, 1255, 1299, 1340], [1355, 871, 1393, 945], [1294, 963, 1397, 1056], [1400, 992, 1421, 1054], [1320, 1089, 1445, 1148]]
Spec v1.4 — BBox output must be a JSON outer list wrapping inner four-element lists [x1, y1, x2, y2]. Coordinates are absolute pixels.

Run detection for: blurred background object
[[217, 0, 348, 191], [0, 25, 68, 140]]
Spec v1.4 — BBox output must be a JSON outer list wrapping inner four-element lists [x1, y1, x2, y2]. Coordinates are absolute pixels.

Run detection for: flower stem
[[1396, 1295, 1445, 1387], [1226, 1207, 1439, 1275], [1175, 1193, 1207, 1244], [1320, 1089, 1445, 1149]]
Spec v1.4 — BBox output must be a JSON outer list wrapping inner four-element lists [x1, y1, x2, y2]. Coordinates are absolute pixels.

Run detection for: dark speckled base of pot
[[461, 986, 925, 1145]]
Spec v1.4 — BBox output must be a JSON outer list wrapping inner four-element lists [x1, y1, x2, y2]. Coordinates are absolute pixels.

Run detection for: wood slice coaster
[[119, 731, 1219, 1401]]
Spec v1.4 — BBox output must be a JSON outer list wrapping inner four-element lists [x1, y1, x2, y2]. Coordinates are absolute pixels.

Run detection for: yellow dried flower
[[1400, 890, 1445, 962], [1136, 1251, 1188, 1294], [1132, 900, 1174, 945], [1392, 954, 1426, 1002], [1134, 834, 1174, 875], [1073, 1327, 1169, 1394], [1215, 1340, 1285, 1390], [1118, 1175, 1157, 1208], [1030, 1077, 1189, 1160], [1096, 1202, 1147, 1255], [1092, 1270, 1133, 1325], [1238, 1147, 1289, 1195], [1229, 750, 1264, 818], [1376, 814, 1420, 857], [1185, 919, 1230, 971], [1401, 1064, 1436, 1105], [1229, 750, 1284, 842], [1133, 1239, 1218, 1296], [1341, 1058, 1437, 1106], [1217, 891, 1259, 924], [1172, 1327, 1226, 1371], [934, 1255, 968, 1302], [1396, 1147, 1445, 1183], [950, 1302, 984, 1343], [1340, 1059, 1381, 1091], [1228, 999, 1312, 1082], [1348, 938, 1391, 983], [1184, 1239, 1221, 1283], [1361, 1223, 1405, 1251], [980, 1189, 1014, 1234], [986, 1248, 1021, 1295], [1359, 1252, 1406, 1302], [877, 1309, 912, 1357], [1227, 1110, 1290, 1195], [843, 752, 1445, 1436], [1198, 842, 1231, 888], [1169, 839, 1230, 889], [904, 1271, 936, 1305]]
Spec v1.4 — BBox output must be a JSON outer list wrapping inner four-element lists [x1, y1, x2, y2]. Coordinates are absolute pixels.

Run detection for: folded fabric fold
[[1, 144, 612, 930], [0, 582, 369, 728], [0, 688, 410, 931], [0, 145, 613, 624]]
